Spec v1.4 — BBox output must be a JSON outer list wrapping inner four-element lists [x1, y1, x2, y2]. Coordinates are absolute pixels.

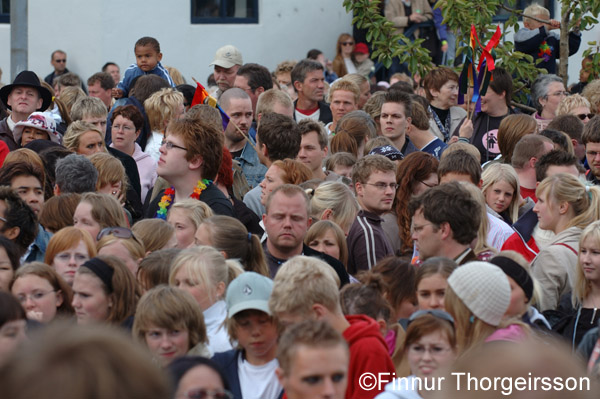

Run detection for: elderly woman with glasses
[[531, 74, 568, 131], [556, 93, 593, 125], [109, 105, 157, 201]]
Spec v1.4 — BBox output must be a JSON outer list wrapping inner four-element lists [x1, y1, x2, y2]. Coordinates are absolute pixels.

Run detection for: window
[[0, 0, 9, 23], [191, 0, 258, 24], [493, 0, 554, 22]]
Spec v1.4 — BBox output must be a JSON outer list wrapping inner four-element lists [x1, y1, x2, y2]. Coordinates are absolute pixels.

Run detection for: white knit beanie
[[447, 261, 511, 326]]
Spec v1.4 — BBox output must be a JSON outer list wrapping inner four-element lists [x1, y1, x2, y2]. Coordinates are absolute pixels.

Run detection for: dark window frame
[[191, 0, 259, 24], [0, 0, 10, 23]]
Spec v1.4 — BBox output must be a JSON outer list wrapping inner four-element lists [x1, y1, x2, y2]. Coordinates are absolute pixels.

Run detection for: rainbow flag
[[191, 82, 230, 131]]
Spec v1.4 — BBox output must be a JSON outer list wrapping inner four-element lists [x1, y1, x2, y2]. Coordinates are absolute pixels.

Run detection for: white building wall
[[0, 0, 353, 85], [0, 1, 598, 86]]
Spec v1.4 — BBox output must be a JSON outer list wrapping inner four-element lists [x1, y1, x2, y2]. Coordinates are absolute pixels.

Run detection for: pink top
[[485, 324, 527, 343]]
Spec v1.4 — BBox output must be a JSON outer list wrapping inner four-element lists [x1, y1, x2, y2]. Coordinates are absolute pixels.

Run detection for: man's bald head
[[219, 87, 251, 112]]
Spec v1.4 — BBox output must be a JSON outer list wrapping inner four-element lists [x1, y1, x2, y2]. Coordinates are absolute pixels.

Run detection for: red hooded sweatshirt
[[343, 314, 396, 399]]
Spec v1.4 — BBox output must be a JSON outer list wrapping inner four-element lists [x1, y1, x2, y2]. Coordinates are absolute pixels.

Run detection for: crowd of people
[[1, 5, 600, 397]]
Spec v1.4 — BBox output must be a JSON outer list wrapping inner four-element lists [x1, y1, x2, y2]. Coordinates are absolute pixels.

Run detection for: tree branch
[[500, 4, 552, 24]]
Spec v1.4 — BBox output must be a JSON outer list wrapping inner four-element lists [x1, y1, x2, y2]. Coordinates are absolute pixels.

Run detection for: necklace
[[156, 179, 212, 219]]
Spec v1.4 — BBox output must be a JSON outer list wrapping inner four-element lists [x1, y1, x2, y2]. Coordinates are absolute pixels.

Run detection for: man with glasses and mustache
[[44, 50, 69, 86], [346, 155, 397, 275]]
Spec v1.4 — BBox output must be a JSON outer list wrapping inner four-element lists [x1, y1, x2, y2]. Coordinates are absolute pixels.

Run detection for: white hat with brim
[[209, 45, 243, 69]]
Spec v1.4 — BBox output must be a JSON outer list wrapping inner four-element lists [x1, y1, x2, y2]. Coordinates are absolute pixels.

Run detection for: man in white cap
[[209, 44, 243, 100]]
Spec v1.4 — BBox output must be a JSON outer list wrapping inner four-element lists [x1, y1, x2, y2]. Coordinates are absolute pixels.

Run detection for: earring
[[469, 315, 475, 323]]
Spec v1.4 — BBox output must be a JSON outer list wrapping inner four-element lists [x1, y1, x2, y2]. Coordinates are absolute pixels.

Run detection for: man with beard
[[219, 88, 266, 189]]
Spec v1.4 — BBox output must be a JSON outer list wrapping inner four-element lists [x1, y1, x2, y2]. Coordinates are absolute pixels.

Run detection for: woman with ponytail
[[532, 174, 600, 311], [195, 215, 269, 277], [330, 110, 376, 158]]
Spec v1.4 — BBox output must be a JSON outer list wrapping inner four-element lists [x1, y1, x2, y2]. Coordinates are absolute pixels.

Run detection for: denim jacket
[[236, 140, 267, 189]]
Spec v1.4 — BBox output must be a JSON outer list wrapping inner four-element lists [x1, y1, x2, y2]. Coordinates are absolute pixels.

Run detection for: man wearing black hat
[[0, 71, 52, 151]]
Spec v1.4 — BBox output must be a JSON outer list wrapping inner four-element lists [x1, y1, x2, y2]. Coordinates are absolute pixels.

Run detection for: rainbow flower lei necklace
[[156, 179, 212, 219]]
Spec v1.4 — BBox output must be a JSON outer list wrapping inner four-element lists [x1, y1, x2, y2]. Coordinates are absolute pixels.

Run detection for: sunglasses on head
[[407, 309, 455, 327], [576, 113, 594, 120], [97, 227, 142, 246]]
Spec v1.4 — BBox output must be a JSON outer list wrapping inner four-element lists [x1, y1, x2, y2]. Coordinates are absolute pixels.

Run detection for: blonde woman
[[309, 181, 359, 235], [63, 120, 105, 156], [558, 221, 600, 348], [167, 199, 213, 249], [143, 88, 185, 162], [195, 215, 269, 277], [169, 246, 243, 355], [481, 163, 521, 225], [557, 94, 593, 124], [445, 261, 528, 355], [532, 174, 600, 311]]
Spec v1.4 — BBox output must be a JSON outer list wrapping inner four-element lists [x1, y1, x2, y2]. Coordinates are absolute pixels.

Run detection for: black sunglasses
[[408, 309, 455, 327], [576, 113, 594, 120]]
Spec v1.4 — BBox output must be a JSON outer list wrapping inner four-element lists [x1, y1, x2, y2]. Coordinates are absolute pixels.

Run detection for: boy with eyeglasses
[[145, 117, 234, 218], [346, 155, 396, 275]]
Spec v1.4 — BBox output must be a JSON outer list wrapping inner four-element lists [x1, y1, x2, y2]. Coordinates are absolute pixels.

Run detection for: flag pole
[[191, 77, 259, 154]]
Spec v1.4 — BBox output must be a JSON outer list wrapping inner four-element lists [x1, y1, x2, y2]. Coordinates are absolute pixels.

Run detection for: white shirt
[[344, 57, 358, 74], [238, 354, 282, 399], [295, 108, 320, 122], [486, 212, 514, 250], [144, 130, 163, 162], [203, 300, 233, 355]]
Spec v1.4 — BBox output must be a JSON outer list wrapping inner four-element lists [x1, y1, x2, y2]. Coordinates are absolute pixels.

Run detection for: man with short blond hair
[[262, 184, 348, 284], [276, 320, 349, 399], [269, 255, 394, 399], [327, 79, 360, 133]]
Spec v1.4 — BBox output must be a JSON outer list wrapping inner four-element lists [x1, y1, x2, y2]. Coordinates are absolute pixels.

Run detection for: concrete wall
[[0, 1, 598, 86], [0, 0, 353, 85]]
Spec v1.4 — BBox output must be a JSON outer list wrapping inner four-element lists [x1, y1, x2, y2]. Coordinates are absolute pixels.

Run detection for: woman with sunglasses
[[45, 227, 97, 286], [376, 310, 457, 399], [97, 227, 146, 275], [557, 93, 593, 125], [332, 33, 357, 78], [168, 356, 233, 399], [10, 262, 74, 323]]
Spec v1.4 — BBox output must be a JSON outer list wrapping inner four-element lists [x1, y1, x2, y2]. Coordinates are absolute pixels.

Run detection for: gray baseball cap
[[226, 272, 273, 318]]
